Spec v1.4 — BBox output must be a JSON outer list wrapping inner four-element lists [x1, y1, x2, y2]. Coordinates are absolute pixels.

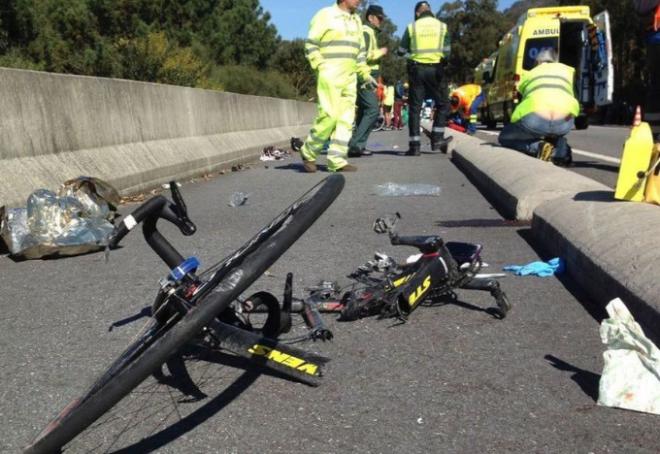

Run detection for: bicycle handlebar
[[108, 183, 197, 269]]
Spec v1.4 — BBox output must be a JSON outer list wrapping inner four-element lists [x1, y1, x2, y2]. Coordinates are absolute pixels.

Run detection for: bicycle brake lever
[[168, 181, 197, 236], [169, 181, 187, 217]]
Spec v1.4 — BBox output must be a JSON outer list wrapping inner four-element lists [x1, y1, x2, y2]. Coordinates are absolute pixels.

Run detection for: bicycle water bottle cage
[[169, 256, 200, 282], [390, 235, 443, 254]]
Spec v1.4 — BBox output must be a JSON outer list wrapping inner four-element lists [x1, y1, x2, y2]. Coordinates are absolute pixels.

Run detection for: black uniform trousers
[[407, 62, 449, 144]]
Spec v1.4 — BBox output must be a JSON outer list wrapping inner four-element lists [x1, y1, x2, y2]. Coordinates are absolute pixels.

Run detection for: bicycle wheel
[[371, 116, 385, 132], [24, 175, 345, 454]]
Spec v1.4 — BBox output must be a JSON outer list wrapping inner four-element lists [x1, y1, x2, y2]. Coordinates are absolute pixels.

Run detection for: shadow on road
[[515, 228, 608, 323], [110, 366, 260, 453], [570, 161, 619, 173], [572, 190, 615, 202], [109, 344, 310, 453], [545, 354, 600, 401]]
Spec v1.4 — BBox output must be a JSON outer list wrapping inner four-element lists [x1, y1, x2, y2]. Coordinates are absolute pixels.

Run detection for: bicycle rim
[[24, 175, 345, 454]]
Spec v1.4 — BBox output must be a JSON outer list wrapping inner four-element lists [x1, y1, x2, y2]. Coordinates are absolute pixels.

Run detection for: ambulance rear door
[[591, 11, 614, 106]]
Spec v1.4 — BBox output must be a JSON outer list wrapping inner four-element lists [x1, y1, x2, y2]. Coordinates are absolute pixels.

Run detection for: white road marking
[[571, 148, 621, 165], [475, 130, 621, 165]]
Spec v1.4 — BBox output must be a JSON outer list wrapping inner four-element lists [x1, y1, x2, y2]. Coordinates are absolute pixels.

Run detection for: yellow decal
[[392, 274, 413, 288], [408, 276, 432, 308], [248, 344, 319, 376]]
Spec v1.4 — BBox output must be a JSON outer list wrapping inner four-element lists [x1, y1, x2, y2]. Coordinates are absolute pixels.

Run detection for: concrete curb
[[533, 195, 660, 345], [420, 121, 660, 342], [447, 130, 610, 220]]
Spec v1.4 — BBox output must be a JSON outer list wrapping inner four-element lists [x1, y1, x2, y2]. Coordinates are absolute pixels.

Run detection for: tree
[[438, 0, 511, 84], [269, 39, 316, 100]]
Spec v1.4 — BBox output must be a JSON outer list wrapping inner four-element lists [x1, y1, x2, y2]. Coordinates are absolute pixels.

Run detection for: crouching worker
[[498, 49, 579, 165], [448, 83, 485, 135]]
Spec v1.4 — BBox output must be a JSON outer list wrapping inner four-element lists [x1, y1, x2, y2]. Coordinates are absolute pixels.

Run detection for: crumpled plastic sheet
[[58, 176, 120, 221], [373, 183, 441, 197], [0, 177, 118, 259], [597, 298, 660, 415], [503, 257, 564, 277]]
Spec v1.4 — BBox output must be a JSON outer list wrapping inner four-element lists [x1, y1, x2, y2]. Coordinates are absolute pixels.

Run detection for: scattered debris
[[290, 137, 304, 152], [373, 183, 441, 197], [161, 182, 182, 189], [1, 177, 118, 259], [231, 163, 249, 172], [503, 257, 564, 277], [260, 146, 290, 161], [598, 298, 660, 415], [229, 192, 249, 207]]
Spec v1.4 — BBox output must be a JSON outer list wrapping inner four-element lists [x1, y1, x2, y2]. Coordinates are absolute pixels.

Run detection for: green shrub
[[205, 65, 297, 99]]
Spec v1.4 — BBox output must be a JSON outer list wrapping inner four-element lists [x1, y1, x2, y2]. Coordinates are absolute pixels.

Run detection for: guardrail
[[0, 67, 315, 208]]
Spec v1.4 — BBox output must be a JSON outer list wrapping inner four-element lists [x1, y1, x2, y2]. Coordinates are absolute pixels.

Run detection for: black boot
[[431, 135, 453, 154], [348, 146, 363, 158], [406, 142, 421, 156]]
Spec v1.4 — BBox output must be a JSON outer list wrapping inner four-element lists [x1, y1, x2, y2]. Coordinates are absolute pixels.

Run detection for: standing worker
[[448, 83, 485, 135], [398, 1, 452, 155], [347, 5, 389, 158], [300, 0, 377, 173], [497, 49, 578, 165]]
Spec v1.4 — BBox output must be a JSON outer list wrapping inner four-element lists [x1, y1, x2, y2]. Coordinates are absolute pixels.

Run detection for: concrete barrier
[[433, 126, 660, 343], [0, 67, 316, 208], [447, 131, 609, 220], [533, 194, 660, 345]]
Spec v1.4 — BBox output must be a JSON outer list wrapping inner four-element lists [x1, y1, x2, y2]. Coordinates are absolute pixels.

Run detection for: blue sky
[[260, 1, 519, 40]]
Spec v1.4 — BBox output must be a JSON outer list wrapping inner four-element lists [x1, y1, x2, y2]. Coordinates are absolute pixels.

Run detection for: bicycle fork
[[460, 277, 511, 318]]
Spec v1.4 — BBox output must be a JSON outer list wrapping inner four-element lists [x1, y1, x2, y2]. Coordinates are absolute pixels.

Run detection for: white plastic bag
[[597, 298, 660, 415]]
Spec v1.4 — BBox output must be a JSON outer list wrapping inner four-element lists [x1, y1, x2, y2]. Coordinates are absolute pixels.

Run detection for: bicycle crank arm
[[204, 320, 329, 386], [243, 299, 344, 313]]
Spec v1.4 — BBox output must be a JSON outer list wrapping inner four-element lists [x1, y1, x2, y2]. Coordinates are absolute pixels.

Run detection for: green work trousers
[[348, 84, 379, 151], [301, 69, 357, 171]]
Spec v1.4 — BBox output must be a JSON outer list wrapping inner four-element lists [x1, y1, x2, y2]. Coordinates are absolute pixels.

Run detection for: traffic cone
[[616, 105, 654, 201], [633, 105, 642, 127]]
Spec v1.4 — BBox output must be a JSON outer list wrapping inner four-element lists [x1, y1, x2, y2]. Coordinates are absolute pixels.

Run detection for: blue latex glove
[[503, 258, 565, 277]]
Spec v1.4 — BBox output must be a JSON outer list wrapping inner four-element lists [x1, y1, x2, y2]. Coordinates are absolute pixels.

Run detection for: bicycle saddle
[[390, 234, 443, 254]]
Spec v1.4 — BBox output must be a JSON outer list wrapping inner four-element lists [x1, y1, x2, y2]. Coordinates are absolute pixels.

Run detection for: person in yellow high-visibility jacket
[[448, 83, 484, 135], [498, 48, 579, 165], [300, 0, 376, 173], [398, 1, 453, 155]]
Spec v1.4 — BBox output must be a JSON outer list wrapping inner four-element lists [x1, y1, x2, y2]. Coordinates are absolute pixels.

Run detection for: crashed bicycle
[[339, 214, 512, 322], [24, 175, 344, 454]]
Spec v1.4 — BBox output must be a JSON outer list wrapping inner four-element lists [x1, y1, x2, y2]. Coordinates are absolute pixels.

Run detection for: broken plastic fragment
[[229, 192, 249, 207], [373, 183, 441, 197]]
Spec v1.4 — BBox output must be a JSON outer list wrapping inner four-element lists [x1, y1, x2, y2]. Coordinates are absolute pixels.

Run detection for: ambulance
[[476, 6, 613, 130]]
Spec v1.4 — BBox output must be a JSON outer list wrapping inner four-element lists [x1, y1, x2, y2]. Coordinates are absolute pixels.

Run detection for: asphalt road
[[1, 129, 656, 453], [475, 124, 628, 188]]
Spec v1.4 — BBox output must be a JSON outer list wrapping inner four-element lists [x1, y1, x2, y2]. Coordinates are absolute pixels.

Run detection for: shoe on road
[[291, 137, 303, 152], [336, 164, 357, 172], [406, 142, 421, 156], [302, 160, 317, 173], [347, 147, 363, 158], [431, 136, 454, 153]]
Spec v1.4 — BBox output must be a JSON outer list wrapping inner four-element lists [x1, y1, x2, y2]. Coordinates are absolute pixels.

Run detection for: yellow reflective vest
[[512, 62, 580, 123], [364, 24, 386, 75], [304, 4, 371, 80], [407, 16, 448, 64]]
